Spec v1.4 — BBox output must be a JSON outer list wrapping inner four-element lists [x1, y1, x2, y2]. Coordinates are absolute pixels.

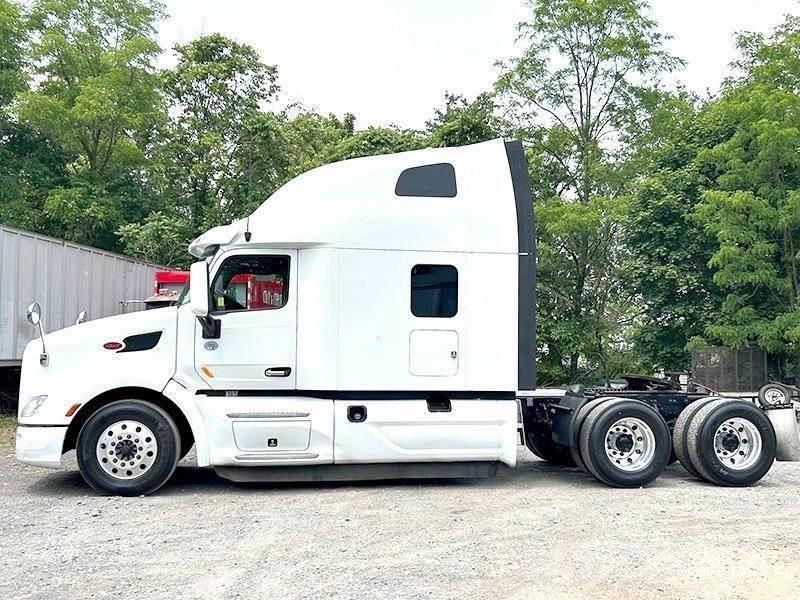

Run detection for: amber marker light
[[65, 403, 81, 417], [201, 366, 215, 378]]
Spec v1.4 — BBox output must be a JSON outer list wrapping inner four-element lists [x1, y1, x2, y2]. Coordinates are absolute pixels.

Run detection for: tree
[[496, 0, 681, 382], [0, 0, 72, 232], [324, 125, 425, 163], [117, 210, 192, 267], [268, 109, 355, 180], [426, 92, 499, 147], [692, 16, 800, 384], [154, 33, 279, 233], [14, 0, 165, 249], [0, 0, 26, 107], [622, 92, 723, 371]]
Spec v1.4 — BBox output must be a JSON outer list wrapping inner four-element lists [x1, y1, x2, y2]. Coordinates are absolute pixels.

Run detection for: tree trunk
[[569, 352, 579, 383], [795, 349, 800, 388]]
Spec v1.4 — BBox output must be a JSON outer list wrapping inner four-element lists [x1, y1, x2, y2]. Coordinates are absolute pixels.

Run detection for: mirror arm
[[198, 315, 221, 339], [37, 321, 48, 366]]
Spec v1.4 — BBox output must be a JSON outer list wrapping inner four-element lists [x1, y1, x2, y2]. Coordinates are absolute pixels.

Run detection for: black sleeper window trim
[[410, 264, 458, 318], [395, 163, 457, 198]]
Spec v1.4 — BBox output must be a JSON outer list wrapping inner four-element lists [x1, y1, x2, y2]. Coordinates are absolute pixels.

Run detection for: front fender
[[162, 379, 210, 467]]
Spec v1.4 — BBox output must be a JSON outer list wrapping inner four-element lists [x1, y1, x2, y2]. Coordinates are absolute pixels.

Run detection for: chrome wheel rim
[[713, 417, 762, 471], [764, 387, 786, 406], [604, 417, 655, 472], [96, 420, 158, 480]]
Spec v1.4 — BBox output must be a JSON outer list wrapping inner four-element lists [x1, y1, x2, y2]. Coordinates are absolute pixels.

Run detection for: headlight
[[21, 395, 48, 417]]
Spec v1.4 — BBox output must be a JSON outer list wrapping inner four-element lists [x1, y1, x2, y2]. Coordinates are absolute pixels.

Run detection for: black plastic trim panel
[[505, 140, 536, 390], [196, 389, 516, 400], [119, 331, 163, 353]]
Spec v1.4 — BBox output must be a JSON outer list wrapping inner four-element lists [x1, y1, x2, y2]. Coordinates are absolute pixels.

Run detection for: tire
[[568, 396, 618, 473], [672, 396, 719, 479], [686, 398, 777, 487], [758, 383, 792, 408], [76, 400, 181, 496], [579, 399, 671, 488], [527, 434, 575, 466]]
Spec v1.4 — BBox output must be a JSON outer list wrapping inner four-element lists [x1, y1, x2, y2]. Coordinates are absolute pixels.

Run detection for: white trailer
[[13, 140, 789, 495], [0, 224, 162, 367]]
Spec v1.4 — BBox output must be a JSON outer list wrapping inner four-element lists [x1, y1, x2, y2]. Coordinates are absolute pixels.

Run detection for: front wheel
[[76, 400, 180, 496]]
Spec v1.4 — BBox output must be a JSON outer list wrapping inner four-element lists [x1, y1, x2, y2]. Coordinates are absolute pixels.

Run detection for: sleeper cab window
[[395, 163, 457, 197], [211, 254, 290, 313], [411, 264, 458, 318]]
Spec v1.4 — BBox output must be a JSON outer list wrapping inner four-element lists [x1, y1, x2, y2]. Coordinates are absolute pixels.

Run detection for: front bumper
[[16, 426, 68, 468]]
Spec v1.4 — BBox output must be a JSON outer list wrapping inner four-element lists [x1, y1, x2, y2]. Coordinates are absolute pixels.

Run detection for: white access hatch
[[409, 329, 459, 376], [232, 420, 311, 452]]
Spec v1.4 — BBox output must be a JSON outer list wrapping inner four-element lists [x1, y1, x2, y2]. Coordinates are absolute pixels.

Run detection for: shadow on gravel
[[26, 469, 87, 497], [159, 458, 659, 495], [25, 465, 492, 497], [23, 456, 705, 497]]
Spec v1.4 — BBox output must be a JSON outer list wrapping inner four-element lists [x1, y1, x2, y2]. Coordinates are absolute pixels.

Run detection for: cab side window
[[211, 255, 290, 313]]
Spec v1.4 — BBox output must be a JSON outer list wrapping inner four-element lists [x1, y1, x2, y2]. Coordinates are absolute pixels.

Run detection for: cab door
[[194, 250, 297, 390]]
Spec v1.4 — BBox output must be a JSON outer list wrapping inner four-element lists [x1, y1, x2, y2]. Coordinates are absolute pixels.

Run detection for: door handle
[[265, 367, 292, 377]]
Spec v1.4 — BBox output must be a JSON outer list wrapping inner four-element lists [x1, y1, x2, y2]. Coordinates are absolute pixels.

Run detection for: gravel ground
[[1, 429, 799, 600]]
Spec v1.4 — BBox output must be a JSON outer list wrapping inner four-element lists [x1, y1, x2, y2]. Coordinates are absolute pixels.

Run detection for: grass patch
[[0, 416, 16, 447]]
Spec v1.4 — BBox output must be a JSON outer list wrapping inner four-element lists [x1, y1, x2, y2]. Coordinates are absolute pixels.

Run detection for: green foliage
[[117, 210, 193, 267], [155, 33, 279, 232], [622, 93, 723, 371], [325, 126, 425, 162], [8, 0, 164, 250], [497, 0, 680, 382], [426, 92, 499, 147], [0, 1, 71, 231], [691, 16, 800, 382], [0, 0, 26, 107], [20, 0, 164, 180]]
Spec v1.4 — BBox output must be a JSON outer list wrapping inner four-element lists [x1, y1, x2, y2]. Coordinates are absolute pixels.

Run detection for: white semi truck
[[15, 139, 795, 495]]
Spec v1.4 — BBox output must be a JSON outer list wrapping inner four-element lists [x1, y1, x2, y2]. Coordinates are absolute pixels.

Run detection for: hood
[[41, 307, 178, 352]]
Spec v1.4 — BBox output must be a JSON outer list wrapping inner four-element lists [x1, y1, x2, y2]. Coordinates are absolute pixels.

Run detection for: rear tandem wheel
[[578, 398, 672, 488], [685, 398, 777, 487]]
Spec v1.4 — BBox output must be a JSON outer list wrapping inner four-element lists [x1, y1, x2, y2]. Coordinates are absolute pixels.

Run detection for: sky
[[158, 0, 800, 130]]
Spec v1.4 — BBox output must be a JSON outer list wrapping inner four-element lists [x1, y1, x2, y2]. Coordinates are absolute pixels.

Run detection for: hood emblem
[[204, 341, 219, 351]]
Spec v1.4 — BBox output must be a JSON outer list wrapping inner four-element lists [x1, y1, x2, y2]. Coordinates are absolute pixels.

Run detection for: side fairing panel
[[296, 249, 341, 390], [335, 248, 467, 391], [295, 247, 517, 393], [194, 395, 334, 466], [464, 253, 517, 391], [333, 399, 518, 466]]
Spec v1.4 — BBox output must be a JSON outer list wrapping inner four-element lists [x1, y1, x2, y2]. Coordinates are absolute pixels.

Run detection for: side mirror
[[26, 302, 49, 366], [75, 310, 87, 325], [189, 261, 210, 317], [189, 261, 220, 339], [27, 302, 41, 326]]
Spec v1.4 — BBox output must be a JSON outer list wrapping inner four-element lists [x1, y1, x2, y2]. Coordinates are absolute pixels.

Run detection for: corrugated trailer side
[[0, 225, 165, 366]]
